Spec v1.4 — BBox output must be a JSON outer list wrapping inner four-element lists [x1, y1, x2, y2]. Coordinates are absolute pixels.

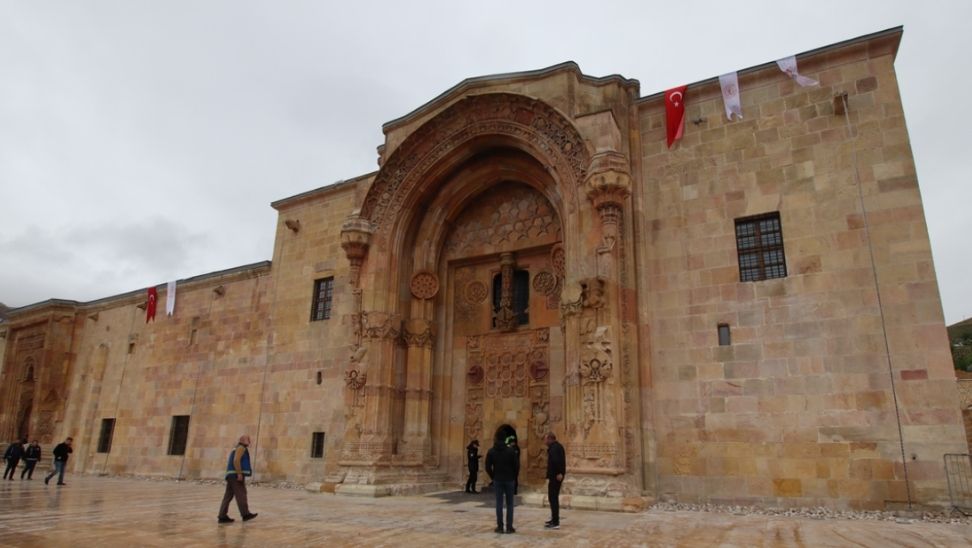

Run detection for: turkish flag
[[146, 287, 158, 323], [665, 85, 688, 148]]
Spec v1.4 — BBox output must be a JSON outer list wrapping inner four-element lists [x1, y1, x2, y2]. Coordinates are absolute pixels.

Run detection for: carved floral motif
[[465, 280, 488, 304], [409, 271, 439, 300]]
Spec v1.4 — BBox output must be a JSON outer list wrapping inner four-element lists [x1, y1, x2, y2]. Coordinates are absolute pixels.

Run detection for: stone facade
[[0, 28, 966, 510]]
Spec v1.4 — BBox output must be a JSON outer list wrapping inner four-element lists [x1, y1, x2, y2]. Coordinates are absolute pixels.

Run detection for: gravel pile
[[649, 502, 972, 524]]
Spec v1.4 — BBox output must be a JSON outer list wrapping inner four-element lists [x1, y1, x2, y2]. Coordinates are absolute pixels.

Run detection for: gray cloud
[[1, 0, 970, 323]]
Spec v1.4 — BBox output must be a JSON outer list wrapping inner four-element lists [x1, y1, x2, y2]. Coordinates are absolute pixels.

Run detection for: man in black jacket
[[484, 434, 518, 534], [20, 440, 41, 480], [44, 437, 72, 486], [465, 440, 481, 493], [544, 432, 566, 529], [3, 439, 26, 480]]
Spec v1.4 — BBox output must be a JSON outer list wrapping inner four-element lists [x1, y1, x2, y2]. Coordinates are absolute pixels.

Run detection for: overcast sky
[[1, 1, 970, 324]]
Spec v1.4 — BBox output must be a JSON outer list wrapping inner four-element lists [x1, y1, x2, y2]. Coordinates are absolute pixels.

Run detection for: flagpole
[[841, 93, 913, 510]]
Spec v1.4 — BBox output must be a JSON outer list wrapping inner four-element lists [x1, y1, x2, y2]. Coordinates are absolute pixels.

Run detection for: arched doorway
[[432, 169, 563, 490]]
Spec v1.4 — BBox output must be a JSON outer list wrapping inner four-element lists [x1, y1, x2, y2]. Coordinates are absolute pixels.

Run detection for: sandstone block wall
[[637, 37, 966, 508], [64, 265, 272, 479], [258, 179, 365, 480]]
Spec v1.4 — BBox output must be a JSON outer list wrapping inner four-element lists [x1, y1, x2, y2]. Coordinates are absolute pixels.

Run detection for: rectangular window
[[167, 415, 190, 456], [97, 418, 116, 453], [718, 324, 731, 346], [311, 432, 326, 458], [735, 213, 787, 282], [310, 277, 334, 321]]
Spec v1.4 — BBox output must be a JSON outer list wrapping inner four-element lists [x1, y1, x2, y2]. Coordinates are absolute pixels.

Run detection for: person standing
[[217, 435, 258, 524], [509, 436, 520, 495], [464, 440, 481, 494], [44, 437, 73, 485], [3, 439, 26, 480], [20, 440, 41, 480], [544, 432, 566, 530], [485, 431, 518, 534]]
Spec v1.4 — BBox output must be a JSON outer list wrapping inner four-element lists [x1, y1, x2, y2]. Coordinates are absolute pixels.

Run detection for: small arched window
[[23, 358, 35, 382]]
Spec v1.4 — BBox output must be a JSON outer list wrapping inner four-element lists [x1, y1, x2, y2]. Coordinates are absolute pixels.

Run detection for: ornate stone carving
[[585, 151, 631, 220], [340, 214, 374, 286], [402, 320, 435, 348], [580, 321, 613, 384], [465, 280, 488, 304], [560, 277, 606, 318], [485, 350, 528, 398], [444, 183, 561, 259], [345, 369, 367, 390], [465, 328, 551, 479], [353, 312, 402, 341], [586, 151, 631, 255], [361, 93, 590, 231], [409, 271, 439, 300], [532, 270, 557, 295], [493, 253, 518, 332], [550, 244, 566, 279], [453, 267, 478, 323], [467, 365, 484, 385]]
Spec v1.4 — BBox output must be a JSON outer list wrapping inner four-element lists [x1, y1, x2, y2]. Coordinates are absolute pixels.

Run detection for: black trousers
[[465, 468, 478, 492], [20, 460, 37, 479], [548, 478, 562, 524], [3, 458, 19, 480]]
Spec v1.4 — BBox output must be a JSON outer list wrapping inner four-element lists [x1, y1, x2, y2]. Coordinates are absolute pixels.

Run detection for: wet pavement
[[0, 476, 971, 546]]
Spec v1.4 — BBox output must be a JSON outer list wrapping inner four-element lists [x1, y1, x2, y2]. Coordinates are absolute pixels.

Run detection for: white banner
[[776, 56, 818, 87], [166, 280, 177, 316], [719, 72, 743, 120]]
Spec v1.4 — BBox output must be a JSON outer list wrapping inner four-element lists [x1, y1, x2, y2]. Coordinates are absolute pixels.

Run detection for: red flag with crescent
[[665, 85, 688, 148], [146, 287, 158, 323]]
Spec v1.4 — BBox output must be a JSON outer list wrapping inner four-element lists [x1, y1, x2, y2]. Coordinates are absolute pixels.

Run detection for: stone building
[[0, 27, 966, 510]]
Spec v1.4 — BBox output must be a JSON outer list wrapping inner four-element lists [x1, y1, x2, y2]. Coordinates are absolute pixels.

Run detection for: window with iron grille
[[167, 415, 190, 456], [311, 432, 326, 458], [735, 213, 787, 282], [310, 277, 334, 321], [97, 418, 115, 453]]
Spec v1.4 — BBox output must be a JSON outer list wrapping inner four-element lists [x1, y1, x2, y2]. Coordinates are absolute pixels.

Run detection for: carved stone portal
[[465, 328, 550, 481]]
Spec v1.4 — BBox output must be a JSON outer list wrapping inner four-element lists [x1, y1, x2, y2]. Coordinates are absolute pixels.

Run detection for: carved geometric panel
[[444, 183, 561, 260]]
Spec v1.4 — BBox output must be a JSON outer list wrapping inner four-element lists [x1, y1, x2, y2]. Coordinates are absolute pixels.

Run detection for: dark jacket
[[52, 443, 72, 463], [24, 445, 41, 462], [546, 441, 566, 480], [466, 443, 480, 471], [485, 441, 518, 482], [4, 442, 23, 461]]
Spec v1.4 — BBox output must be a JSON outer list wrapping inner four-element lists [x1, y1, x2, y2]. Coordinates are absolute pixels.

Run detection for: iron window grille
[[735, 213, 787, 282]]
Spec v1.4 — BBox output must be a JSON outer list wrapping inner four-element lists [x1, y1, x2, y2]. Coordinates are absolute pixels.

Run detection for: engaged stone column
[[561, 151, 632, 484]]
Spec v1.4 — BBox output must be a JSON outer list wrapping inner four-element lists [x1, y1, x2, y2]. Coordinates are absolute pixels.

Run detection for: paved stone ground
[[1, 476, 971, 547]]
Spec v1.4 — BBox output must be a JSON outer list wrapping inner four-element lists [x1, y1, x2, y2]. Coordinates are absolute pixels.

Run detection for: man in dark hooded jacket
[[3, 439, 26, 480], [465, 440, 481, 493], [485, 434, 518, 534]]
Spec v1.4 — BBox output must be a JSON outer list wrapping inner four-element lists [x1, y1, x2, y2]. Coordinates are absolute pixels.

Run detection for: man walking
[[3, 439, 26, 480], [485, 432, 518, 534], [44, 437, 72, 485], [217, 435, 258, 524], [544, 432, 566, 530], [464, 439, 481, 494], [20, 440, 41, 480]]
